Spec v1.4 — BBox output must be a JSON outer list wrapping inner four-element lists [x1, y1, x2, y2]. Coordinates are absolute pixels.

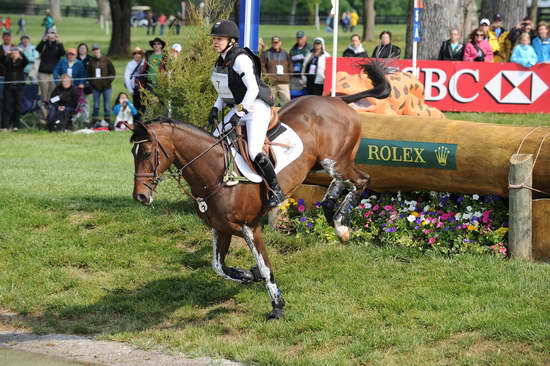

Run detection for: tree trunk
[[463, 0, 478, 43], [362, 0, 367, 40], [530, 0, 539, 25], [49, 0, 61, 19], [290, 0, 297, 25], [480, 0, 528, 29], [108, 0, 131, 57], [365, 0, 375, 42], [405, 0, 466, 60]]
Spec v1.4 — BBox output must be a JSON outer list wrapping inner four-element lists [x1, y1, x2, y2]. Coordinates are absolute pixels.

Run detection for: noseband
[[132, 130, 169, 192]]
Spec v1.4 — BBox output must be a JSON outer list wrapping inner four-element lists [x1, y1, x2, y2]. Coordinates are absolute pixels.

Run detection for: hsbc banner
[[324, 58, 550, 113]]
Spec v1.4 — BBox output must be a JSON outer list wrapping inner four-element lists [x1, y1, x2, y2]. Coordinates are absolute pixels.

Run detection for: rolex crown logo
[[435, 146, 450, 166]]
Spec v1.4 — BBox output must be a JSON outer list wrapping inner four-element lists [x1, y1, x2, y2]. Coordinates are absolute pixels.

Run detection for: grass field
[[1, 13, 549, 366]]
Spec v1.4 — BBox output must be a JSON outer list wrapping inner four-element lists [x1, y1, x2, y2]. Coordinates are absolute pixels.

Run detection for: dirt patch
[[68, 212, 96, 226]]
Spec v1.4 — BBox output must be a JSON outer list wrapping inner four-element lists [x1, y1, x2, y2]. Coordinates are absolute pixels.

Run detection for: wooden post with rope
[[508, 154, 533, 260]]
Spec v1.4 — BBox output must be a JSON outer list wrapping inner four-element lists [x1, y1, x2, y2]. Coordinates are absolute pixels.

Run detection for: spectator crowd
[[1, 9, 549, 132]]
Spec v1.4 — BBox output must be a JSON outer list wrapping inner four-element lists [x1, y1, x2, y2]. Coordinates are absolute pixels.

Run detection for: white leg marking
[[211, 229, 242, 282], [242, 225, 282, 302], [320, 159, 342, 179]]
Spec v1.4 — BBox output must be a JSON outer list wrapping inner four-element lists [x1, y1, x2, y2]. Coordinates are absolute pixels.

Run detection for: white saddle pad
[[229, 123, 304, 183]]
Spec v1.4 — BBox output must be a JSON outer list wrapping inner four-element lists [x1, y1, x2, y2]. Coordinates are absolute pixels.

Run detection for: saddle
[[234, 108, 287, 172]]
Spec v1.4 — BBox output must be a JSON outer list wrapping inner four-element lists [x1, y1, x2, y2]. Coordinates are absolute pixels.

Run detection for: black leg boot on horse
[[254, 153, 285, 208]]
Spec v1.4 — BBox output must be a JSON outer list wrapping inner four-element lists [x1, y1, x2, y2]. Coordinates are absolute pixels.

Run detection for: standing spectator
[[438, 29, 464, 61], [532, 22, 550, 64], [75, 43, 91, 122], [343, 34, 367, 57], [4, 17, 11, 33], [289, 31, 310, 99], [112, 92, 138, 130], [36, 29, 65, 120], [19, 35, 39, 80], [1, 32, 15, 57], [147, 12, 158, 36], [508, 18, 535, 48], [124, 47, 146, 122], [464, 28, 493, 62], [326, 14, 334, 33], [350, 10, 359, 32], [47, 73, 79, 131], [87, 44, 115, 126], [302, 37, 329, 96], [17, 17, 25, 35], [53, 48, 86, 88], [146, 37, 166, 87], [511, 32, 538, 68], [372, 31, 401, 58], [41, 10, 55, 35], [489, 13, 511, 62], [341, 12, 351, 32], [77, 43, 91, 71], [2, 47, 28, 130], [0, 58, 5, 129], [171, 12, 183, 35], [158, 13, 167, 36], [261, 36, 292, 105]]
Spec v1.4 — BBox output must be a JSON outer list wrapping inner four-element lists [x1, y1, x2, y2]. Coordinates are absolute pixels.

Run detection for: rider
[[208, 20, 285, 208]]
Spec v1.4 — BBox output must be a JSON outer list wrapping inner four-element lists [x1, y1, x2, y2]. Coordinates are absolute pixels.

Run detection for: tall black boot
[[254, 153, 285, 208]]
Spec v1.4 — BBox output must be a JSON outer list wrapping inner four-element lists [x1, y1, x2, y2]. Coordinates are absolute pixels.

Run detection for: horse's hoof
[[267, 308, 284, 320], [335, 223, 350, 242]]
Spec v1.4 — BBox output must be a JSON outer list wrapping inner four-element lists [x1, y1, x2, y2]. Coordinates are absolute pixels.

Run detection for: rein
[[133, 123, 235, 213]]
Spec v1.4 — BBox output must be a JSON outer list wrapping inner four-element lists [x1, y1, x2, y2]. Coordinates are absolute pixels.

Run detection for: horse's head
[[128, 121, 176, 205]]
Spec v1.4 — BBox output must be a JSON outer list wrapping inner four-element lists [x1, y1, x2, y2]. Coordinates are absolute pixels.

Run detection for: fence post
[[508, 153, 533, 260]]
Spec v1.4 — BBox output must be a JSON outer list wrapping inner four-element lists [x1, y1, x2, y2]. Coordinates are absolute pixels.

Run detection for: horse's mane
[[130, 116, 213, 143]]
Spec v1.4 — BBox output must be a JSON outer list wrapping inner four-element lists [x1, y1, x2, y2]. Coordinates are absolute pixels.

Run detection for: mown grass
[[1, 114, 549, 365]]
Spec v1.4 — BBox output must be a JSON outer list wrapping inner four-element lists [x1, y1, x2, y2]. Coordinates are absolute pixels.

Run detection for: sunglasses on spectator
[[153, 42, 161, 45], [475, 33, 484, 36]]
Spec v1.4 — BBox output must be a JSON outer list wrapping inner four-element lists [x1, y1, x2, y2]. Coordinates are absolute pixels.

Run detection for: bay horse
[[128, 62, 390, 319]]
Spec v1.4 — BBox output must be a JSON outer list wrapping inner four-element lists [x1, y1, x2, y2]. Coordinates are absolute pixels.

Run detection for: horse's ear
[[124, 122, 134, 131]]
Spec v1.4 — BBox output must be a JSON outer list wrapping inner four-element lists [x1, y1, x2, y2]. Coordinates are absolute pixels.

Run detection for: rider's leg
[[245, 101, 285, 208]]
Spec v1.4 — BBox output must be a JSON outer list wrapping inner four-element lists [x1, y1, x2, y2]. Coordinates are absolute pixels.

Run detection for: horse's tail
[[337, 59, 392, 104]]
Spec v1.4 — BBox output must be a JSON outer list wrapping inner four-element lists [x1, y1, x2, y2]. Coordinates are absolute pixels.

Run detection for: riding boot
[[254, 153, 285, 208]]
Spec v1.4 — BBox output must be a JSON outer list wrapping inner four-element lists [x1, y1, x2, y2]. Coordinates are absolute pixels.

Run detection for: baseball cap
[[271, 36, 280, 42], [296, 31, 305, 38], [171, 43, 182, 52], [480, 18, 490, 26], [2, 31, 11, 37], [91, 43, 100, 50], [313, 37, 322, 44], [493, 13, 503, 21]]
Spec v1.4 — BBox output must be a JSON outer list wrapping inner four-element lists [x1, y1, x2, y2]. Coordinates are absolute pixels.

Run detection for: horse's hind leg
[[212, 229, 260, 283], [242, 225, 285, 320], [321, 178, 346, 226]]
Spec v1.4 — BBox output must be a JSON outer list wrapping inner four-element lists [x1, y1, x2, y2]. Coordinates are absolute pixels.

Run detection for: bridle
[[131, 123, 234, 213]]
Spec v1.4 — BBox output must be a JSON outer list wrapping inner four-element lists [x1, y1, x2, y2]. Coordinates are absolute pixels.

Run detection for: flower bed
[[276, 191, 509, 257]]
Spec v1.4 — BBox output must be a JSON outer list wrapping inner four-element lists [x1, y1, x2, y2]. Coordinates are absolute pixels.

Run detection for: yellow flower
[[412, 212, 420, 217], [495, 227, 508, 236], [467, 225, 477, 231], [421, 220, 428, 226], [288, 198, 297, 205]]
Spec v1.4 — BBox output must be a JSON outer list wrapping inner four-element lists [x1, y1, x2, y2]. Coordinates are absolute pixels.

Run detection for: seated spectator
[[508, 17, 536, 48], [53, 48, 86, 88], [532, 21, 550, 63], [343, 34, 367, 57], [464, 28, 493, 62], [47, 73, 78, 131], [372, 31, 401, 58], [438, 29, 464, 61], [510, 32, 538, 68], [302, 37, 329, 96], [112, 92, 137, 130], [2, 47, 28, 131], [489, 13, 511, 62], [19, 35, 39, 80]]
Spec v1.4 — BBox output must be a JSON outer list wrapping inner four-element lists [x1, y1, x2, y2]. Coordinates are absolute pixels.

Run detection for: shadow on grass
[[22, 271, 243, 335]]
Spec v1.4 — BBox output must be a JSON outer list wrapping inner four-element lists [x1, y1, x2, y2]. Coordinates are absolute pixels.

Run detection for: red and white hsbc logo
[[484, 71, 548, 104], [325, 58, 550, 113]]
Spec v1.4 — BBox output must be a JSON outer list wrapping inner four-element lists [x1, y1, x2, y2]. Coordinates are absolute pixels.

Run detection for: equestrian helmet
[[210, 20, 239, 40]]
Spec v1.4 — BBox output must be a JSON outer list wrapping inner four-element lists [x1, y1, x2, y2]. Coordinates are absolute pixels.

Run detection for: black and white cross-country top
[[211, 46, 273, 111]]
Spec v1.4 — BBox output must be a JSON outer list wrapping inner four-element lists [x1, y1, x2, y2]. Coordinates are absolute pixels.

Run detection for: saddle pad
[[231, 123, 303, 183]]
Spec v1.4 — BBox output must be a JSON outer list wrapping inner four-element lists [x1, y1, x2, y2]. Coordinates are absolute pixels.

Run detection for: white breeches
[[217, 99, 271, 161]]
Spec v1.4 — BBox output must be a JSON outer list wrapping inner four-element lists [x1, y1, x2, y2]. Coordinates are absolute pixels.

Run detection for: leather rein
[[132, 124, 234, 213]]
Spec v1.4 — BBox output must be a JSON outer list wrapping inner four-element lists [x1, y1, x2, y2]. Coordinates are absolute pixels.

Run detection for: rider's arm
[[232, 54, 259, 114], [214, 95, 224, 110]]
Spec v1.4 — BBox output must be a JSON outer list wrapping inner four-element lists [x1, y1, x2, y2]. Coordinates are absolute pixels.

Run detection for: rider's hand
[[207, 107, 219, 127], [229, 113, 242, 126]]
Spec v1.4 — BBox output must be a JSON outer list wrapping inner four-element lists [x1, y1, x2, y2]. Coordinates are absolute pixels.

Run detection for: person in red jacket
[[463, 28, 494, 62]]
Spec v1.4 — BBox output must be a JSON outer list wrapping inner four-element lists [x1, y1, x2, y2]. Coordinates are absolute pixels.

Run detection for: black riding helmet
[[210, 20, 240, 40]]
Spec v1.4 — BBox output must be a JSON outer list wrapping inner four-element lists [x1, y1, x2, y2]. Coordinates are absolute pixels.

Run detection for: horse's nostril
[[136, 194, 147, 203]]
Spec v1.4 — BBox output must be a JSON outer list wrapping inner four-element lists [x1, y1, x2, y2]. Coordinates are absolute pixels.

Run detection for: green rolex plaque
[[356, 139, 457, 170]]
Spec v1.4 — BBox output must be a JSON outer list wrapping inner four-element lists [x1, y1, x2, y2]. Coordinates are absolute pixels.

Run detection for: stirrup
[[267, 187, 285, 208]]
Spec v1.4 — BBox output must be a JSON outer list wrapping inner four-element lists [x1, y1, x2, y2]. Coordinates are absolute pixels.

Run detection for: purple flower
[[384, 227, 397, 233], [463, 238, 471, 243], [307, 222, 313, 228], [314, 201, 321, 208], [457, 196, 465, 205], [298, 199, 305, 206], [415, 218, 422, 225], [299, 216, 307, 222], [414, 225, 420, 230]]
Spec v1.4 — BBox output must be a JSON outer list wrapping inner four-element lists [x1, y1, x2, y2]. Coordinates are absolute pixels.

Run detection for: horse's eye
[[142, 152, 151, 159]]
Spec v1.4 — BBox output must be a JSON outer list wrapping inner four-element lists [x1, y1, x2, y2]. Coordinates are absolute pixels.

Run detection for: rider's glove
[[207, 107, 219, 128], [229, 113, 243, 126]]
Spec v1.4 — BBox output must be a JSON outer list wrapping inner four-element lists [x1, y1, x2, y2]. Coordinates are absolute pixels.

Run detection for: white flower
[[361, 199, 369, 205], [397, 191, 402, 201], [423, 205, 430, 212], [430, 191, 438, 198], [369, 195, 377, 200], [463, 213, 473, 220], [466, 206, 473, 212], [473, 211, 482, 218], [408, 205, 416, 211], [472, 194, 480, 200], [407, 215, 416, 223], [455, 213, 462, 220], [364, 202, 372, 209]]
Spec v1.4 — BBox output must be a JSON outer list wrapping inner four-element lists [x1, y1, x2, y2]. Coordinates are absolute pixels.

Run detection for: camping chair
[[20, 82, 42, 129]]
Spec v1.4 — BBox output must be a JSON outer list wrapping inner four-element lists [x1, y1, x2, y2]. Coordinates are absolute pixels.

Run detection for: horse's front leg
[[211, 229, 259, 283], [242, 225, 285, 320]]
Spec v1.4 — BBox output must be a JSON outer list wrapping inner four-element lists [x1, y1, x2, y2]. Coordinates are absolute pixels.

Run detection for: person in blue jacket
[[53, 47, 86, 88], [510, 32, 538, 68], [532, 21, 550, 63]]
